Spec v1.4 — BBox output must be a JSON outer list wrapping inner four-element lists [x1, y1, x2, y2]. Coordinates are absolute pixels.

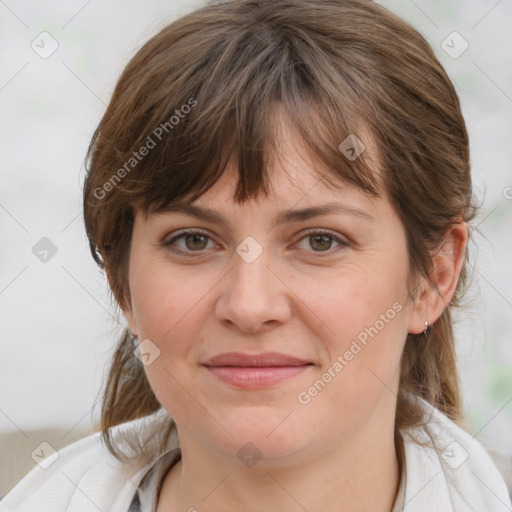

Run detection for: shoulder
[[401, 398, 512, 511], [0, 408, 174, 512]]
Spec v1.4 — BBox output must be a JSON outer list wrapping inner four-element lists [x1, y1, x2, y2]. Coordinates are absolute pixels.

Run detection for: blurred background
[[1, 0, 511, 498]]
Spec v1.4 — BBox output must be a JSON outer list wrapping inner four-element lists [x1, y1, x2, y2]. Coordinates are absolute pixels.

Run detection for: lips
[[201, 352, 313, 389], [202, 352, 311, 367]]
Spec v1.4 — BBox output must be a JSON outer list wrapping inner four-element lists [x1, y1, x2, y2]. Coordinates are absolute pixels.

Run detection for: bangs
[[94, 14, 384, 216]]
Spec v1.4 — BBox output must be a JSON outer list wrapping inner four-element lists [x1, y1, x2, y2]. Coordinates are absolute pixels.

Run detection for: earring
[[129, 330, 138, 348], [423, 320, 429, 334]]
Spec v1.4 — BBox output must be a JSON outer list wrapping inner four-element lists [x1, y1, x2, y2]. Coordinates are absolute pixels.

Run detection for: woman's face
[[124, 122, 421, 467]]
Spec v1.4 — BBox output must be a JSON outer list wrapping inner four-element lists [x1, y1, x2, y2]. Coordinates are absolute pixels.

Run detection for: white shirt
[[1, 398, 510, 511]]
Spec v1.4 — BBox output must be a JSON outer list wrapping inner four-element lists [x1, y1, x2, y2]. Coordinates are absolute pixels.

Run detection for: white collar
[[127, 398, 510, 511], [2, 399, 509, 511]]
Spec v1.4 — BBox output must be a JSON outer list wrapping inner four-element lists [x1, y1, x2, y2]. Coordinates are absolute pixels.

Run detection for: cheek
[[293, 258, 409, 408], [128, 264, 215, 411], [129, 261, 207, 342], [291, 258, 407, 356]]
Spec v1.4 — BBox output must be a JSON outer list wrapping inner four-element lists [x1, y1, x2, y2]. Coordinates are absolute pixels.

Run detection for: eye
[[164, 229, 215, 255], [163, 229, 349, 257], [295, 230, 348, 255]]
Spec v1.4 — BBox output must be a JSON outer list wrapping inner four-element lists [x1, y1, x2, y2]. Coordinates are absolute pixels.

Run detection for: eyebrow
[[157, 202, 374, 227]]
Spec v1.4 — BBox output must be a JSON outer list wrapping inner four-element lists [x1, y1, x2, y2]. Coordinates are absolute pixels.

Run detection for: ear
[[407, 221, 468, 334]]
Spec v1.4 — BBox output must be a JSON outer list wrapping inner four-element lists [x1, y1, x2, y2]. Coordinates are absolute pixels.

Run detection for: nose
[[215, 244, 292, 334]]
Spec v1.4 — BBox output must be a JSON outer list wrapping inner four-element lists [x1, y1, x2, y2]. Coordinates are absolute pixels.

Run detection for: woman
[[2, 0, 510, 511]]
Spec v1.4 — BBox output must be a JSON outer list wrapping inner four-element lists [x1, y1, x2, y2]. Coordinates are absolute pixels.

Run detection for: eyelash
[[163, 229, 349, 258]]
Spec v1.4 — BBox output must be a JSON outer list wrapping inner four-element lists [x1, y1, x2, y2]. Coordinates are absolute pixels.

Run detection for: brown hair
[[83, 0, 478, 463]]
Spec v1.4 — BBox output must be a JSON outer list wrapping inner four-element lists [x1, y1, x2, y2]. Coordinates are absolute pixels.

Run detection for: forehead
[[137, 104, 387, 224], [197, 116, 382, 208], [136, 115, 397, 236]]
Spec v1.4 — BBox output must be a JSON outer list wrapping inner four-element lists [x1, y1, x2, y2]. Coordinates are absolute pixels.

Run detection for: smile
[[201, 352, 314, 389]]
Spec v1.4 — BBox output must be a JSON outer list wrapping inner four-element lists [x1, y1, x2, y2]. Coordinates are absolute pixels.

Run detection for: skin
[[120, 117, 468, 512]]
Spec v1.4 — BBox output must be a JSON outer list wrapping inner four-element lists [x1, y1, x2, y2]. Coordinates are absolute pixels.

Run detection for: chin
[[203, 408, 313, 465]]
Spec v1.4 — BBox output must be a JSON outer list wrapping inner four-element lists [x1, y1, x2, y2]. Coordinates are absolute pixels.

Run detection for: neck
[[157, 416, 401, 512]]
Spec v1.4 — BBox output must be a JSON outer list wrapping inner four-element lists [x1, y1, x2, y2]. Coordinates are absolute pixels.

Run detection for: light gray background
[[1, 0, 511, 459]]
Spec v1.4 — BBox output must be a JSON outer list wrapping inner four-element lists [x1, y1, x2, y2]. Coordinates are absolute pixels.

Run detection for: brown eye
[[309, 234, 334, 252], [183, 233, 209, 251], [165, 230, 213, 255], [295, 230, 349, 255]]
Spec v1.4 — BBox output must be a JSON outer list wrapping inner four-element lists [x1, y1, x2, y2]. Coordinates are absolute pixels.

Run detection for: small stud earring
[[423, 320, 429, 334]]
